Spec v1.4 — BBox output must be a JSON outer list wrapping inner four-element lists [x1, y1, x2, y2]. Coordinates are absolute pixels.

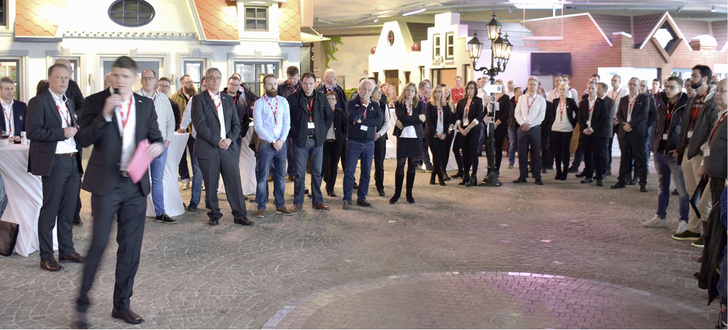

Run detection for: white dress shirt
[[514, 93, 546, 127], [607, 86, 627, 103], [1, 99, 14, 136], [50, 92, 78, 154], [208, 91, 226, 140], [551, 98, 573, 133], [115, 93, 136, 171], [253, 95, 291, 143], [376, 102, 391, 138], [400, 102, 417, 138]]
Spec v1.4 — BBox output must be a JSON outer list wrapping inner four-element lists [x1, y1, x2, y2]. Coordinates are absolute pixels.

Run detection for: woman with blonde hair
[[440, 84, 456, 181], [425, 85, 455, 185], [390, 82, 425, 204]]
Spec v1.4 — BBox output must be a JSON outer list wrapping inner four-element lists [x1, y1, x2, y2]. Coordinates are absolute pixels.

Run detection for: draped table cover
[[146, 133, 189, 217], [0, 144, 55, 257]]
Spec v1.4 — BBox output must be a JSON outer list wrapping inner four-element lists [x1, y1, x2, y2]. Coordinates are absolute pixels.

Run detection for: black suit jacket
[[286, 89, 333, 148], [331, 108, 348, 144], [191, 91, 241, 160], [0, 100, 27, 136], [424, 103, 454, 137], [616, 93, 650, 139], [27, 91, 83, 176], [546, 98, 578, 131], [77, 89, 162, 195], [455, 96, 484, 128], [577, 97, 610, 139], [392, 100, 425, 138], [494, 95, 511, 133]]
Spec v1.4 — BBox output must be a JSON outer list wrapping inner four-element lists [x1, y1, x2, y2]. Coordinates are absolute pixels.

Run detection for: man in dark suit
[[0, 76, 27, 138], [26, 63, 84, 272], [74, 56, 165, 327], [287, 72, 333, 211], [597, 82, 617, 174], [323, 91, 347, 197], [577, 82, 610, 186], [191, 68, 253, 227], [612, 77, 650, 191]]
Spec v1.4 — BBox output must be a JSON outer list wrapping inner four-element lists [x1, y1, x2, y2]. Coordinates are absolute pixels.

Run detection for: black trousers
[[608, 125, 618, 169], [443, 131, 455, 171], [517, 126, 542, 180], [541, 128, 553, 169], [494, 127, 508, 172], [618, 133, 647, 186], [427, 135, 450, 181], [38, 155, 80, 260], [461, 129, 480, 177], [198, 150, 247, 221], [374, 139, 387, 191], [178, 136, 192, 180], [452, 133, 464, 173], [323, 140, 343, 193], [582, 134, 608, 179], [77, 176, 146, 313], [419, 136, 432, 167], [550, 131, 572, 174]]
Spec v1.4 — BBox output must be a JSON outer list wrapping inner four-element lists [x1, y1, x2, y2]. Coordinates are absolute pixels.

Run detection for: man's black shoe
[[234, 218, 255, 226], [378, 189, 385, 196], [628, 179, 637, 185], [640, 186, 648, 192], [534, 179, 544, 185], [111, 307, 144, 324], [513, 178, 527, 183], [155, 213, 177, 224], [187, 203, 198, 211], [356, 200, 372, 207], [611, 182, 626, 189], [575, 172, 586, 178], [208, 218, 219, 226], [580, 178, 593, 184], [327, 191, 337, 197], [596, 179, 603, 186]]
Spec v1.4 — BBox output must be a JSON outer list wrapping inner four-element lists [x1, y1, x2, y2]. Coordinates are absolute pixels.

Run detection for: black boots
[[406, 172, 416, 203], [389, 174, 404, 204]]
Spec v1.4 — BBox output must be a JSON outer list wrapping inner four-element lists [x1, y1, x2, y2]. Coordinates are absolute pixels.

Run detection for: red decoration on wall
[[371, 47, 376, 54], [412, 42, 421, 51]]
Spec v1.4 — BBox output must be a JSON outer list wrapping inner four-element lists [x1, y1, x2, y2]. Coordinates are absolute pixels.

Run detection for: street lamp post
[[466, 13, 512, 187]]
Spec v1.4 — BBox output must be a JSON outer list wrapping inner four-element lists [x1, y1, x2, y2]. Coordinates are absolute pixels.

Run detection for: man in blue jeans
[[643, 76, 689, 228], [254, 74, 293, 218], [287, 72, 333, 212], [138, 69, 176, 224], [343, 79, 382, 209]]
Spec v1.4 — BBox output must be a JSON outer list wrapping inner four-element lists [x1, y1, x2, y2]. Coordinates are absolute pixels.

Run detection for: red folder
[[127, 140, 153, 183]]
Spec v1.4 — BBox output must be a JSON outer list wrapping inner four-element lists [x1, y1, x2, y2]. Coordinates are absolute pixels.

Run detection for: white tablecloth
[[146, 133, 189, 217], [239, 124, 257, 195], [0, 144, 55, 257]]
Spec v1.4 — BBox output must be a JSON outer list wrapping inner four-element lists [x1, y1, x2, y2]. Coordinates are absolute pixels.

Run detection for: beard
[[691, 80, 702, 90], [266, 89, 277, 97], [183, 85, 197, 96]]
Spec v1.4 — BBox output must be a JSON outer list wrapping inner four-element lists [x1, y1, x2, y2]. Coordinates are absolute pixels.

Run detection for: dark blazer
[[0, 100, 27, 136], [331, 108, 348, 144], [616, 93, 650, 139], [542, 100, 554, 137], [651, 92, 688, 154], [346, 94, 382, 142], [392, 100, 425, 138], [455, 96, 484, 129], [316, 83, 348, 111], [645, 92, 657, 128], [286, 89, 334, 148], [191, 91, 241, 160], [233, 92, 252, 138], [546, 98, 578, 131], [704, 113, 726, 179], [494, 95, 511, 133], [677, 89, 719, 162], [375, 96, 389, 142], [277, 81, 301, 98], [169, 98, 181, 128], [424, 102, 454, 137], [77, 89, 162, 196], [26, 91, 83, 176], [603, 96, 617, 136], [41, 79, 84, 113], [508, 98, 520, 129], [577, 97, 610, 139]]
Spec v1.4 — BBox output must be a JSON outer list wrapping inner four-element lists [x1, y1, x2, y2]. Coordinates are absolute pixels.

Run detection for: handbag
[[0, 220, 19, 256]]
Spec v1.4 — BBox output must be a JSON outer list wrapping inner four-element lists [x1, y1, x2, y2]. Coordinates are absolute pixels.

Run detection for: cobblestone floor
[[0, 158, 718, 328]]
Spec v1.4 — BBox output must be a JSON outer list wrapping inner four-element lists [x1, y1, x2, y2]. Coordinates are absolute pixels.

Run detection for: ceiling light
[[711, 6, 716, 12], [403, 7, 426, 16], [373, 16, 379, 22], [507, 0, 567, 10]]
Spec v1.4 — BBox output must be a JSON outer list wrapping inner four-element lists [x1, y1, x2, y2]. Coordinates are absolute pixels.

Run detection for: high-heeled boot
[[389, 174, 404, 204], [406, 172, 416, 203]]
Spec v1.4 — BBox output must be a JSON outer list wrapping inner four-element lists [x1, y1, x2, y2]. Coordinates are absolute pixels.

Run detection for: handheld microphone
[[114, 88, 120, 94]]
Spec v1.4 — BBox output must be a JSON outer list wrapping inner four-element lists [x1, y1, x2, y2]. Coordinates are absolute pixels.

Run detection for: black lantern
[[466, 33, 483, 61], [486, 13, 502, 41]]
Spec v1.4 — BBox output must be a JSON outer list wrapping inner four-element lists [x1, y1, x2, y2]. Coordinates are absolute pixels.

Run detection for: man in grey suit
[[597, 82, 617, 174], [74, 56, 165, 327], [27, 63, 84, 271], [191, 68, 253, 227]]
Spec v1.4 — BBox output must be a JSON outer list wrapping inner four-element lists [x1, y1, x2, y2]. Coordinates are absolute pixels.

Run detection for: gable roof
[[193, 0, 239, 43], [15, 0, 66, 39], [631, 13, 664, 48], [590, 14, 630, 43], [711, 20, 728, 52]]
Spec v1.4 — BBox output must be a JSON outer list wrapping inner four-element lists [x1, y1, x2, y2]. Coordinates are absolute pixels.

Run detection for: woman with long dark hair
[[455, 81, 484, 187], [390, 83, 425, 204], [425, 85, 455, 185]]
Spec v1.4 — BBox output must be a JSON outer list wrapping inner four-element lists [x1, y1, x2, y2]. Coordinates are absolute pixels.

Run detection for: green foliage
[[324, 36, 343, 69], [345, 88, 358, 99]]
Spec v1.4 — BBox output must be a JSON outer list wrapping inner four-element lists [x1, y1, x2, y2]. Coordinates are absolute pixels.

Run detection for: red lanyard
[[307, 96, 314, 121], [588, 99, 595, 114], [666, 101, 676, 122], [2, 103, 12, 134], [558, 99, 566, 121], [691, 92, 708, 126], [208, 91, 221, 109], [526, 95, 536, 115], [55, 98, 72, 127], [152, 89, 158, 102], [709, 113, 726, 144], [437, 106, 443, 123], [406, 102, 412, 116], [264, 95, 279, 125], [360, 99, 368, 119], [119, 95, 133, 130], [628, 95, 637, 116], [464, 99, 471, 118], [288, 83, 299, 95]]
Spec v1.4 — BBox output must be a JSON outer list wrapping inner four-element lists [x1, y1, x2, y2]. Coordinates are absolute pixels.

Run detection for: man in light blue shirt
[[254, 74, 292, 218]]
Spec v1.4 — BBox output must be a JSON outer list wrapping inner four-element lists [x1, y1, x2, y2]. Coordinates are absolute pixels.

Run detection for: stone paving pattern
[[0, 158, 718, 328]]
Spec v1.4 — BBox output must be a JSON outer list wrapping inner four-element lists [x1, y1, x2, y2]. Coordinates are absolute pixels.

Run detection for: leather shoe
[[640, 186, 648, 192], [513, 178, 527, 183], [352, 182, 359, 189], [378, 189, 385, 196], [628, 179, 637, 185], [290, 205, 303, 212], [313, 203, 330, 210], [580, 178, 593, 184], [234, 217, 255, 226], [575, 171, 586, 178], [596, 179, 603, 186], [327, 191, 337, 197], [356, 200, 372, 207], [208, 218, 219, 226], [276, 207, 294, 215], [59, 252, 85, 263], [111, 307, 144, 324], [534, 179, 544, 185], [72, 312, 88, 329], [187, 203, 198, 211], [451, 172, 463, 178], [611, 182, 626, 189], [40, 257, 63, 271]]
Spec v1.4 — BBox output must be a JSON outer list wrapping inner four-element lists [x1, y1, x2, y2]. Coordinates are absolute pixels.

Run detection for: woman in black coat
[[455, 81, 484, 187], [425, 85, 455, 185], [492, 79, 512, 173], [440, 84, 456, 181], [390, 82, 425, 204], [548, 83, 578, 180]]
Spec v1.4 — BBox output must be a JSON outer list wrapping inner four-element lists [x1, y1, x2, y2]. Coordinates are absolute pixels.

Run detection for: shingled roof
[[15, 0, 66, 39], [590, 14, 630, 43], [194, 0, 239, 42]]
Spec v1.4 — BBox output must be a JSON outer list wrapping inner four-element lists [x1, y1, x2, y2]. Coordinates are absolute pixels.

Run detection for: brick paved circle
[[264, 271, 707, 329]]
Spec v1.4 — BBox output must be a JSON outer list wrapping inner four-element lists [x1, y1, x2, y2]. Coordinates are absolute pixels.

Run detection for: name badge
[[662, 133, 668, 140], [463, 118, 470, 126], [360, 125, 369, 132], [307, 122, 315, 129], [273, 127, 281, 136], [687, 130, 693, 138], [703, 146, 710, 157]]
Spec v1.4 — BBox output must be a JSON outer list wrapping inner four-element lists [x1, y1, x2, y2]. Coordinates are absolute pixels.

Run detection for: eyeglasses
[[665, 85, 680, 90], [141, 76, 156, 80], [207, 76, 222, 81]]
